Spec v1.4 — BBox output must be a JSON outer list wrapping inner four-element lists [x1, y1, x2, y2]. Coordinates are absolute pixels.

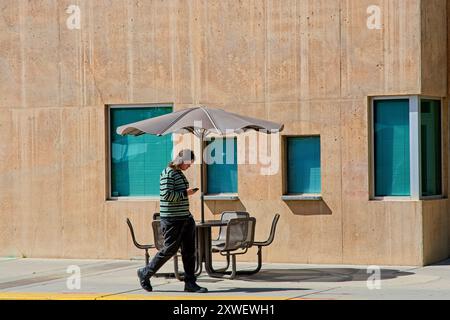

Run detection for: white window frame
[[369, 96, 444, 201], [107, 103, 173, 201], [283, 135, 322, 197], [203, 136, 239, 198]]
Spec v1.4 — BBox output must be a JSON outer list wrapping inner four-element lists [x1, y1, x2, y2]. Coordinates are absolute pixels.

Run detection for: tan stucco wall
[[421, 0, 447, 97], [0, 0, 448, 266], [420, 0, 449, 266]]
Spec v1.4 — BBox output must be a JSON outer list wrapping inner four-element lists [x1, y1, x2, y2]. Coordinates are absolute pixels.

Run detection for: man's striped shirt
[[159, 167, 190, 218]]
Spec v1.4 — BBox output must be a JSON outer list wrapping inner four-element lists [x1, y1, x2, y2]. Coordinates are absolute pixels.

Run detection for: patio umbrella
[[116, 106, 284, 223]]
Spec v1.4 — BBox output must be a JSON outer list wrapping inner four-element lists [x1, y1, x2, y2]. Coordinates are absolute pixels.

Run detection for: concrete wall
[[420, 0, 449, 265], [0, 0, 448, 266]]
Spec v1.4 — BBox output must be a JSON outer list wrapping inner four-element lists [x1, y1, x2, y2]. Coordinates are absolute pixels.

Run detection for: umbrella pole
[[200, 131, 205, 223]]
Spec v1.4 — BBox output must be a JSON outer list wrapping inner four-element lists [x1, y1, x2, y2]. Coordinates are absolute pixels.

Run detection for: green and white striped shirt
[[159, 167, 190, 218]]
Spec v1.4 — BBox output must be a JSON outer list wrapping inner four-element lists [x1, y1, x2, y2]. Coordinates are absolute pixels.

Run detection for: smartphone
[[192, 187, 199, 192]]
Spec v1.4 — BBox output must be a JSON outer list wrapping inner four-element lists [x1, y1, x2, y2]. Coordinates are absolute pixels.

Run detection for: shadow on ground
[[153, 287, 309, 294], [235, 268, 415, 283], [429, 258, 450, 266], [152, 267, 414, 294]]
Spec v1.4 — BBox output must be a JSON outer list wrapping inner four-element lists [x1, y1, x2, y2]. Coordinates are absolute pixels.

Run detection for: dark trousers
[[146, 215, 196, 283]]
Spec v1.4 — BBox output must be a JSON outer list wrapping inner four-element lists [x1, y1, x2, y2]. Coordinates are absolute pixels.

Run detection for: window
[[373, 99, 410, 197], [421, 99, 442, 197], [286, 136, 321, 195], [371, 97, 442, 199], [109, 105, 172, 197], [205, 137, 238, 194]]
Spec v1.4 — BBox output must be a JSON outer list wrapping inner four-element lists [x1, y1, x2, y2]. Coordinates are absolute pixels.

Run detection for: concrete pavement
[[1, 257, 450, 300]]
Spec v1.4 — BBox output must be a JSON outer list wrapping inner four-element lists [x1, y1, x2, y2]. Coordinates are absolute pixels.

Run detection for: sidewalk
[[1, 257, 450, 300]]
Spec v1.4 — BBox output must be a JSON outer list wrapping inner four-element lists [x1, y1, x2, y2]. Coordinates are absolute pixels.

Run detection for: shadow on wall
[[205, 200, 247, 216], [284, 200, 332, 215], [239, 268, 415, 283], [429, 258, 450, 266]]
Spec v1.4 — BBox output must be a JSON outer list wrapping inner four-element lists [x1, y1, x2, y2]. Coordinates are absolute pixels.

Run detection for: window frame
[[283, 135, 322, 197], [203, 136, 239, 197], [106, 103, 173, 201], [369, 96, 444, 201], [419, 96, 444, 200]]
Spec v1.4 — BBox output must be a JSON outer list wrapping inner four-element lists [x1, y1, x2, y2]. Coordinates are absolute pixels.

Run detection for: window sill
[[204, 194, 239, 201], [421, 195, 447, 200], [370, 195, 447, 202], [107, 196, 160, 201], [282, 194, 322, 201]]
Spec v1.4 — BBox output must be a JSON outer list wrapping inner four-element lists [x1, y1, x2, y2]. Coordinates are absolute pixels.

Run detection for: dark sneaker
[[137, 268, 152, 292], [184, 282, 208, 293]]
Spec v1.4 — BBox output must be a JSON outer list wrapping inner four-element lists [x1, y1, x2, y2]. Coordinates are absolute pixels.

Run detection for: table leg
[[201, 227, 261, 279], [203, 227, 214, 275], [194, 227, 204, 276]]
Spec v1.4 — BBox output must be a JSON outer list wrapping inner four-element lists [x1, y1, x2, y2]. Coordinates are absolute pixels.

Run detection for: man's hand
[[187, 188, 199, 196]]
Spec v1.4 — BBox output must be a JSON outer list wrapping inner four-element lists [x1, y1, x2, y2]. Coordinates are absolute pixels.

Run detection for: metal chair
[[211, 217, 256, 279], [211, 211, 250, 272], [212, 211, 250, 247], [245, 213, 280, 275], [151, 215, 184, 281], [126, 215, 183, 280], [151, 212, 204, 278], [126, 218, 155, 265]]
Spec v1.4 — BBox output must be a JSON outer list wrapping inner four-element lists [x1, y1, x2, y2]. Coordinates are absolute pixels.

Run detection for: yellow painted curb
[[0, 292, 289, 300]]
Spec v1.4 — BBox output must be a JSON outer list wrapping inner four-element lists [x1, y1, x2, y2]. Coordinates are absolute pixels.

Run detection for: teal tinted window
[[286, 137, 321, 194], [421, 99, 442, 196], [206, 137, 238, 194], [374, 99, 410, 197], [110, 106, 172, 197]]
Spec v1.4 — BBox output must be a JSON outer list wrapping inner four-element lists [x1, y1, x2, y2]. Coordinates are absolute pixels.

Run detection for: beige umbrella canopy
[[117, 106, 284, 222], [117, 106, 284, 137]]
